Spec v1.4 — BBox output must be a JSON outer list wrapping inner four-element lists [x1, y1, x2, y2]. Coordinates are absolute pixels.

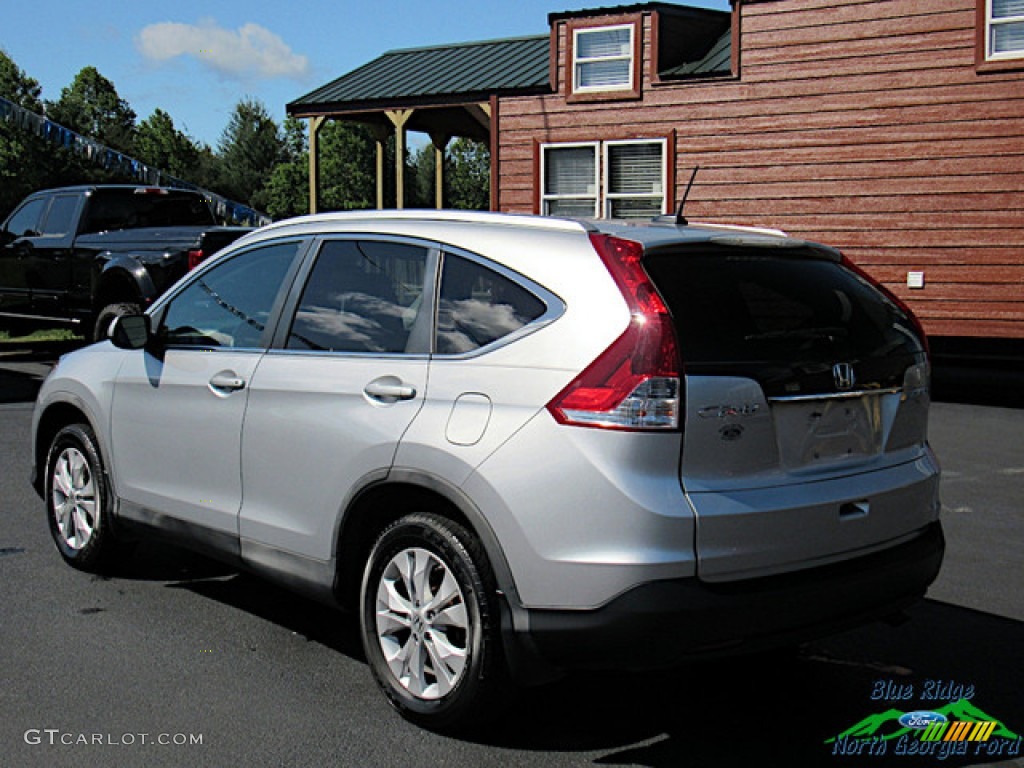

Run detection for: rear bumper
[[509, 522, 943, 675]]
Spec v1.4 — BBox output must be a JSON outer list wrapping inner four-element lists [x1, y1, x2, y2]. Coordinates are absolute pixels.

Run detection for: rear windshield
[[81, 190, 215, 233], [642, 247, 925, 397]]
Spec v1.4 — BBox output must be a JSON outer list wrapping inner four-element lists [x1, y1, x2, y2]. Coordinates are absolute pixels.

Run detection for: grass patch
[[0, 328, 82, 344]]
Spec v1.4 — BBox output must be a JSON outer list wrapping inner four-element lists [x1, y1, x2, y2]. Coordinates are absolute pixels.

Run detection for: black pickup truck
[[0, 185, 253, 340]]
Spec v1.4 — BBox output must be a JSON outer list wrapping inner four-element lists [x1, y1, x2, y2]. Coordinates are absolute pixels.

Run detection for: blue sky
[[3, 0, 728, 150]]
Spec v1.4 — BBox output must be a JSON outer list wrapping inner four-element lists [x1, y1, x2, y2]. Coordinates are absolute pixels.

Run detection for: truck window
[[5, 198, 47, 238], [80, 190, 216, 234], [41, 195, 79, 236]]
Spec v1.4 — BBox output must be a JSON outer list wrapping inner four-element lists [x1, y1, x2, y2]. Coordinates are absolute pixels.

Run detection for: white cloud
[[136, 19, 309, 81]]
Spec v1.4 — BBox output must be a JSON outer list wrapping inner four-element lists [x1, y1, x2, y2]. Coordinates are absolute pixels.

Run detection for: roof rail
[[257, 209, 591, 234]]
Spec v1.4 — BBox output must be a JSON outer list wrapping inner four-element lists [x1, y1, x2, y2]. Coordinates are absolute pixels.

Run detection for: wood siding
[[497, 0, 1024, 338]]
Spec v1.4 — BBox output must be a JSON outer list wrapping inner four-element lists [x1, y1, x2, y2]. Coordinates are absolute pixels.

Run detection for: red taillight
[[187, 249, 206, 271], [546, 234, 682, 430], [841, 255, 930, 358]]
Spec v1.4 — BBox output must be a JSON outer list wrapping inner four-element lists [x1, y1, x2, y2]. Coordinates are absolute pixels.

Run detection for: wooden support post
[[385, 109, 413, 209], [369, 124, 389, 210], [308, 116, 325, 214], [430, 133, 451, 210]]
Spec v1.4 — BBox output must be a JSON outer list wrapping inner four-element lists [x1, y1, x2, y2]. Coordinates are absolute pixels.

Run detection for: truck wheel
[[360, 513, 506, 730], [93, 302, 141, 342]]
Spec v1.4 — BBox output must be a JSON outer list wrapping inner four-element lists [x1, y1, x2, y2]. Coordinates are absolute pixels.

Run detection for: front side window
[[435, 254, 547, 355], [5, 198, 46, 238], [286, 239, 429, 354], [574, 24, 634, 92], [988, 0, 1024, 59], [542, 140, 666, 219], [161, 241, 299, 348]]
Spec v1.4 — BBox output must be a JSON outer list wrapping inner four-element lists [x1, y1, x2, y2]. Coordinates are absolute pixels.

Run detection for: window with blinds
[[989, 0, 1024, 59], [573, 25, 634, 92], [541, 140, 665, 220], [542, 143, 599, 217], [605, 141, 665, 219]]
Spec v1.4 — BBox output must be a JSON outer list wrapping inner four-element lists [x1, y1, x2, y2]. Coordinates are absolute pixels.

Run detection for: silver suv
[[31, 211, 943, 728]]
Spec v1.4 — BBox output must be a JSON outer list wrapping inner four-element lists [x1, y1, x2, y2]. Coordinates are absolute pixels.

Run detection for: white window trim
[[987, 0, 1024, 60], [540, 142, 600, 218], [541, 139, 667, 220], [603, 139, 668, 219], [572, 24, 635, 94]]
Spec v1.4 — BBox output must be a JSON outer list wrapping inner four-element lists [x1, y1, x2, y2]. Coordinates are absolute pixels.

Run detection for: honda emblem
[[833, 362, 856, 391]]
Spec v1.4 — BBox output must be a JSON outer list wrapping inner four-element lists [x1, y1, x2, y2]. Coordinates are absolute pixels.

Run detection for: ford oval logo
[[898, 711, 948, 729]]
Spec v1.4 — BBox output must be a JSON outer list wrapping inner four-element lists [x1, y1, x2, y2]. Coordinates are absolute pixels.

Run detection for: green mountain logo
[[825, 699, 1020, 744]]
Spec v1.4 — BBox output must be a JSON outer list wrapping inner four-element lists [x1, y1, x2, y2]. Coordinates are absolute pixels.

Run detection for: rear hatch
[[642, 235, 937, 581]]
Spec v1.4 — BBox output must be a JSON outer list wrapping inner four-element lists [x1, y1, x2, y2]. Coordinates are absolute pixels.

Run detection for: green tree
[[0, 49, 50, 218], [446, 138, 490, 210], [319, 120, 377, 211], [409, 137, 490, 211], [47, 66, 136, 153], [260, 116, 308, 219], [135, 109, 201, 182], [410, 141, 436, 209], [216, 97, 284, 209]]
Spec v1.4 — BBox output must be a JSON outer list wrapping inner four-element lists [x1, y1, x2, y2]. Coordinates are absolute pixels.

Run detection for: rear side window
[[435, 254, 547, 355], [41, 195, 78, 236], [643, 248, 925, 396], [286, 239, 429, 354]]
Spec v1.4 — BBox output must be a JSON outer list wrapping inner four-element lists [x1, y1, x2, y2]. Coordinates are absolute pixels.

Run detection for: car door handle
[[209, 371, 246, 392], [364, 378, 417, 402]]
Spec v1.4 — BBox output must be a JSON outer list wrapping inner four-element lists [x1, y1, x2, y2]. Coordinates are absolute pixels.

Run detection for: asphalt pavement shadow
[[932, 366, 1024, 409], [131, 539, 1022, 766], [0, 340, 83, 404], [475, 599, 1024, 766], [931, 338, 1024, 409]]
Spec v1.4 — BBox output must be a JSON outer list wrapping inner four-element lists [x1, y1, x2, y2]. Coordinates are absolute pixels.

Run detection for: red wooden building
[[289, 0, 1024, 341]]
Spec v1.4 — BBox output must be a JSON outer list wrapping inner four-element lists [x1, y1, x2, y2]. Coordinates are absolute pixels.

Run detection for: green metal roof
[[289, 35, 551, 113], [659, 28, 732, 77]]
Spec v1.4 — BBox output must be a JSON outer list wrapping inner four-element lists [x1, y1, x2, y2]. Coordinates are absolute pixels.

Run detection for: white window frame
[[987, 0, 1024, 60], [603, 139, 668, 219], [541, 139, 667, 220], [572, 24, 635, 94], [540, 142, 600, 218]]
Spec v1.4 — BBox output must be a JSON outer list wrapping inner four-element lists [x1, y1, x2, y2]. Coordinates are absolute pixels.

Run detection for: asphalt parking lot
[[1, 344, 1022, 768]]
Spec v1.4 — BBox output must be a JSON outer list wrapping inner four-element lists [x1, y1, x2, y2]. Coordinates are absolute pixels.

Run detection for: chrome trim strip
[[767, 386, 902, 403]]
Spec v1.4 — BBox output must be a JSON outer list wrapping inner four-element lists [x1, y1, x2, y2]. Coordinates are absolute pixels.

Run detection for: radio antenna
[[675, 165, 700, 226]]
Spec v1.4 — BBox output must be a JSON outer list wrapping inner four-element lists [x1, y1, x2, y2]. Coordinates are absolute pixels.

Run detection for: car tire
[[93, 302, 141, 342], [45, 423, 124, 572], [360, 512, 504, 730]]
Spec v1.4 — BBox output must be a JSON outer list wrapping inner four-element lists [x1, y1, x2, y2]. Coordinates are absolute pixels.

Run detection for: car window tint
[[287, 239, 429, 354], [5, 198, 46, 237], [81, 190, 215, 234], [41, 196, 78, 236], [643, 249, 926, 396], [436, 254, 547, 355], [162, 241, 299, 349]]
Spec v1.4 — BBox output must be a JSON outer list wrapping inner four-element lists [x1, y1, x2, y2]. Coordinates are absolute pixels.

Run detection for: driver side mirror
[[110, 314, 151, 350]]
